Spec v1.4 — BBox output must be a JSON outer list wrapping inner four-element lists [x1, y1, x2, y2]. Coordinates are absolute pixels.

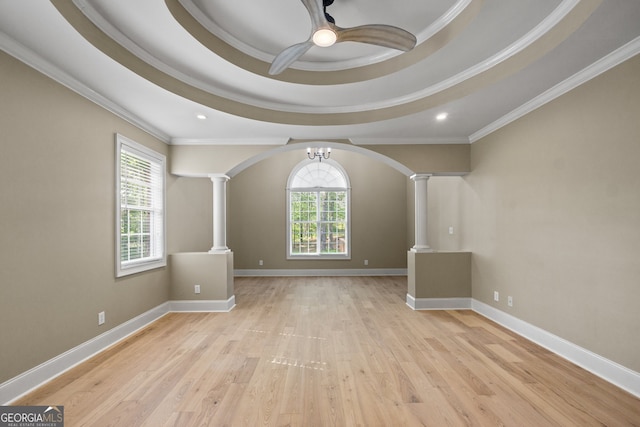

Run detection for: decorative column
[[209, 174, 230, 253], [411, 174, 433, 252]]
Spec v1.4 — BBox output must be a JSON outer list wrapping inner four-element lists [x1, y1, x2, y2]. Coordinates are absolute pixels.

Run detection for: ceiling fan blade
[[269, 40, 315, 75], [336, 25, 417, 51], [300, 0, 328, 29]]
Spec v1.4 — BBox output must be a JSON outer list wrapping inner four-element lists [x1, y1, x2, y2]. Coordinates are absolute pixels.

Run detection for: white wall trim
[[0, 32, 171, 144], [224, 141, 415, 178], [387, 0, 582, 110], [351, 137, 470, 145], [170, 137, 289, 146], [406, 295, 472, 310], [169, 296, 236, 312], [470, 35, 640, 143], [405, 296, 640, 397], [0, 296, 237, 405], [235, 268, 408, 277], [0, 302, 171, 405], [472, 299, 640, 398], [4, 293, 637, 405], [176, 0, 471, 72]]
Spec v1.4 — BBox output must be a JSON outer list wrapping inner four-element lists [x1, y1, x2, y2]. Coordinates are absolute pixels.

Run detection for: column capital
[[209, 174, 230, 182], [410, 173, 432, 182]]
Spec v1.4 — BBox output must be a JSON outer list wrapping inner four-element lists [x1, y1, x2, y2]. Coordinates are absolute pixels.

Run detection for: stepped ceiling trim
[[52, 0, 597, 126]]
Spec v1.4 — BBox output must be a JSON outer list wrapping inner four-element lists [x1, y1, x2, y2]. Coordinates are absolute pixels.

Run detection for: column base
[[209, 247, 231, 254]]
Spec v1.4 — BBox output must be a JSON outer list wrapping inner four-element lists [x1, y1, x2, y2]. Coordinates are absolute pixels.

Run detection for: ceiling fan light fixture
[[269, 0, 416, 75], [312, 28, 337, 47]]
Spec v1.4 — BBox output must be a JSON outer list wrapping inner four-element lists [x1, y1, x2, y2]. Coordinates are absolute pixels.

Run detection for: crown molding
[[0, 31, 171, 143], [68, 0, 580, 117], [178, 0, 472, 72], [53, 0, 595, 126], [170, 137, 289, 146], [352, 137, 470, 145], [386, 0, 582, 110], [470, 35, 640, 143]]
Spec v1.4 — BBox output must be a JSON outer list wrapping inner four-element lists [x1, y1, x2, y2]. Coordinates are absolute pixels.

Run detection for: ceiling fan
[[268, 0, 417, 75]]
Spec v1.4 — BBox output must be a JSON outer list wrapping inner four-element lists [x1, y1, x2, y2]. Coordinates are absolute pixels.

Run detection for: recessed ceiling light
[[436, 113, 448, 121], [196, 114, 207, 120]]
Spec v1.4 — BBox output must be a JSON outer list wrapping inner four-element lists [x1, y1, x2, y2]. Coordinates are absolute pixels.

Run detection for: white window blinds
[[116, 134, 166, 277]]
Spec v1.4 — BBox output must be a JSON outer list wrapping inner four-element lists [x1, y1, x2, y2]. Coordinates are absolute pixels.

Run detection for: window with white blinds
[[116, 134, 166, 277]]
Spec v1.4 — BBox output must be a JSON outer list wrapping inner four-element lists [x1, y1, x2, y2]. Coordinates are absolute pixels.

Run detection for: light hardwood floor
[[15, 276, 640, 426]]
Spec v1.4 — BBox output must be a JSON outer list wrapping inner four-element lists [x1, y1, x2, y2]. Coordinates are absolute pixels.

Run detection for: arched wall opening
[[225, 142, 414, 179], [226, 146, 411, 274], [168, 141, 471, 313], [169, 140, 469, 179]]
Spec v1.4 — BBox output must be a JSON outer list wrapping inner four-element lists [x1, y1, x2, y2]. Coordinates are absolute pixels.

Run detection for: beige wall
[[0, 48, 465, 384], [167, 177, 212, 253], [0, 52, 175, 382], [406, 176, 467, 252], [408, 251, 471, 299], [3, 40, 638, 390], [427, 176, 466, 251], [465, 55, 640, 372], [227, 149, 409, 270], [169, 253, 233, 300], [364, 144, 470, 174], [170, 145, 279, 177], [170, 142, 470, 178]]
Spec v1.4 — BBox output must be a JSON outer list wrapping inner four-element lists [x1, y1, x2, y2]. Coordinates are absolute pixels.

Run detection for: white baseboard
[[235, 268, 408, 277], [472, 299, 640, 398], [0, 296, 237, 405], [406, 294, 472, 310], [4, 294, 638, 405], [405, 295, 640, 398], [0, 302, 171, 405], [169, 296, 236, 312]]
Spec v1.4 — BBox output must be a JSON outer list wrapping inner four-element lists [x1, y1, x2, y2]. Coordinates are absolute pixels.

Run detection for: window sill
[[116, 259, 166, 278], [287, 254, 351, 261]]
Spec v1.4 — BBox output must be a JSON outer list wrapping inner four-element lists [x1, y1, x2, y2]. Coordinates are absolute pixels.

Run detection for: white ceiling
[[1, 0, 639, 145]]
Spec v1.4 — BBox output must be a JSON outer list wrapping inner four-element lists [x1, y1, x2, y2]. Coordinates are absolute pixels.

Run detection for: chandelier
[[307, 147, 331, 162]]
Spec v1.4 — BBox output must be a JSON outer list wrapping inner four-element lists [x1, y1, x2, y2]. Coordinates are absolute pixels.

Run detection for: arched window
[[287, 159, 350, 259]]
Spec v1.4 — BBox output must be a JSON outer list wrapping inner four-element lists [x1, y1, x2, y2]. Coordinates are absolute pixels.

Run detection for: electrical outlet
[[259, 260, 263, 266], [98, 311, 105, 326], [448, 226, 454, 235], [508, 296, 513, 307], [494, 291, 499, 302], [364, 259, 369, 266], [194, 285, 201, 294]]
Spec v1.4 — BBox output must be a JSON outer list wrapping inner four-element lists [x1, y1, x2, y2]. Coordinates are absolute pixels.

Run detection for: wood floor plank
[[12, 276, 640, 426], [452, 334, 585, 426]]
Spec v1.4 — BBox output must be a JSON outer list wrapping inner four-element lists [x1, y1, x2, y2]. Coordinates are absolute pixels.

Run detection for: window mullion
[[116, 134, 166, 276], [317, 190, 323, 255], [287, 160, 349, 259]]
